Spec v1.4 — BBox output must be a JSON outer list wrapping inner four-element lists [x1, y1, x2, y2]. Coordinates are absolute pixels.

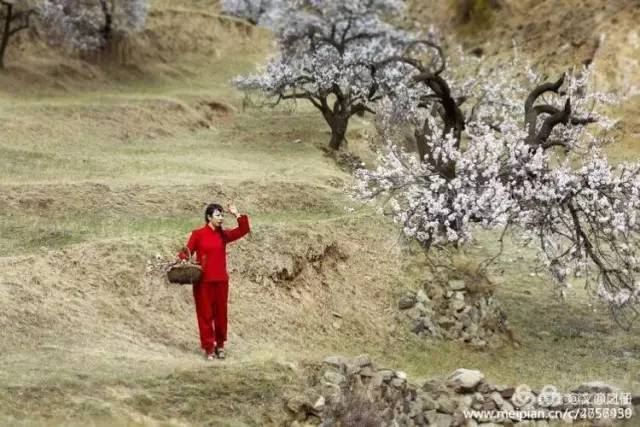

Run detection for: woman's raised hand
[[227, 202, 239, 217]]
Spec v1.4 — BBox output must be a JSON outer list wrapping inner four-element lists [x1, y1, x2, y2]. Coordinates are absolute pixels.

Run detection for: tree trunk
[[0, 3, 12, 69], [98, 0, 113, 48], [326, 114, 349, 150]]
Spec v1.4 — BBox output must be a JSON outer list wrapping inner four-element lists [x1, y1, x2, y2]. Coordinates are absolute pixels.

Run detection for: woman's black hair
[[204, 203, 229, 243]]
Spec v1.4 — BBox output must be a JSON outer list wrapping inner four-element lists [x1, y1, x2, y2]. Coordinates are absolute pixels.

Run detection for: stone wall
[[397, 277, 514, 348], [286, 355, 638, 427]]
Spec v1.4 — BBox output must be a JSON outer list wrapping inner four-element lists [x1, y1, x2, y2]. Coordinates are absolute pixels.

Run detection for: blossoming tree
[[220, 0, 283, 28], [233, 0, 419, 150], [353, 45, 640, 329], [40, 0, 148, 52]]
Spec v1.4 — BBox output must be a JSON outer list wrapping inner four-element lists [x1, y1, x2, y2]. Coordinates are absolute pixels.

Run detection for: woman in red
[[177, 202, 250, 360]]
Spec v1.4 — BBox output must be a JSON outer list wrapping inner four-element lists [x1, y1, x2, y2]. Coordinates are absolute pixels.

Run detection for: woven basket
[[167, 247, 202, 285]]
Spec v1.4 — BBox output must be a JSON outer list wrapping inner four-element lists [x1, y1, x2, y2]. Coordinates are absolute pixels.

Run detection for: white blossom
[[40, 0, 149, 52]]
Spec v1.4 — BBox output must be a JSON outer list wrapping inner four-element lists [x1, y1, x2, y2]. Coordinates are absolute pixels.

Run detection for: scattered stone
[[451, 299, 466, 311], [360, 365, 375, 377], [399, 292, 417, 310], [322, 355, 346, 369], [571, 381, 617, 395], [400, 276, 509, 348], [425, 410, 454, 427], [436, 395, 458, 414], [447, 368, 485, 391], [499, 386, 515, 399], [416, 289, 429, 303], [449, 280, 466, 290], [307, 395, 324, 413], [323, 371, 345, 385]]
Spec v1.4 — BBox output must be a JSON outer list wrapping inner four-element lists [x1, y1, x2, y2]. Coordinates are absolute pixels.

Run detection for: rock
[[422, 379, 450, 396], [391, 377, 406, 388], [466, 323, 478, 335], [499, 387, 515, 399], [469, 338, 487, 348], [312, 395, 325, 412], [469, 307, 481, 323], [481, 400, 497, 411], [501, 400, 514, 413], [425, 410, 454, 427], [399, 292, 417, 310], [320, 382, 341, 403], [494, 384, 508, 392], [436, 395, 458, 414], [420, 392, 439, 410], [426, 284, 445, 300], [572, 381, 618, 395], [286, 396, 304, 413], [459, 395, 473, 409], [455, 307, 472, 320], [439, 317, 457, 329], [412, 317, 428, 334], [447, 368, 485, 391], [451, 299, 466, 311], [351, 354, 372, 368], [414, 302, 427, 314], [372, 369, 394, 387], [323, 355, 346, 369], [346, 354, 371, 374], [287, 390, 324, 415], [419, 316, 437, 334], [489, 391, 504, 406], [360, 365, 375, 377], [395, 370, 407, 380], [449, 280, 466, 291], [323, 371, 345, 385], [416, 289, 429, 303]]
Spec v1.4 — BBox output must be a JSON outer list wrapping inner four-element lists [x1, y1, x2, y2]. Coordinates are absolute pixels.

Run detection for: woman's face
[[210, 209, 224, 227]]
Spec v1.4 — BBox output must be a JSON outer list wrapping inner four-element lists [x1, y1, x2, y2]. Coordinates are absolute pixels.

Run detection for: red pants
[[192, 280, 229, 352]]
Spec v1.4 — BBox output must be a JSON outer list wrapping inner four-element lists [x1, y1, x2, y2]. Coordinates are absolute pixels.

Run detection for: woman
[[177, 202, 250, 360]]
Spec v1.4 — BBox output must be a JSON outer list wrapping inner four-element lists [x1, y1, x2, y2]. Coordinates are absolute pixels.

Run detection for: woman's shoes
[[215, 347, 226, 359], [203, 347, 226, 360]]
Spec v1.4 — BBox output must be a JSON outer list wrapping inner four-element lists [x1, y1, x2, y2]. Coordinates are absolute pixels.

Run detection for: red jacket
[[178, 214, 250, 282]]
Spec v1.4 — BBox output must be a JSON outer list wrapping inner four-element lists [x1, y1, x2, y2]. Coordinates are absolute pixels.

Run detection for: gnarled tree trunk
[[323, 109, 349, 150]]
